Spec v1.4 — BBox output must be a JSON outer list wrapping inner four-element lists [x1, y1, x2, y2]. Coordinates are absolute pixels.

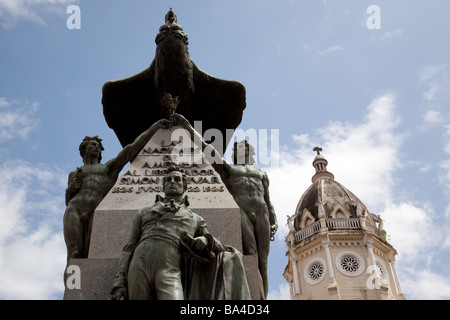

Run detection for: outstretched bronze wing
[[102, 60, 246, 155]]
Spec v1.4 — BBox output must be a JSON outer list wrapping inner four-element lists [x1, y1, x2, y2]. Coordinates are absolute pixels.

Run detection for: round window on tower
[[304, 257, 327, 285], [335, 252, 365, 276]]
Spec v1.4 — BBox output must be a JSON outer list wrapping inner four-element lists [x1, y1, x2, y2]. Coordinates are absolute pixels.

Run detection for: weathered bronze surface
[[110, 166, 251, 300], [171, 114, 278, 299], [102, 8, 246, 156], [63, 119, 171, 265]]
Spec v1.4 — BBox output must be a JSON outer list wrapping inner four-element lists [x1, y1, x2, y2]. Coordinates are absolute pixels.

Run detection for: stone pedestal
[[64, 126, 260, 300]]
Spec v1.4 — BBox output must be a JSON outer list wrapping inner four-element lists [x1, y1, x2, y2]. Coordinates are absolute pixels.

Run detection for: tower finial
[[311, 147, 334, 183], [313, 146, 322, 156]]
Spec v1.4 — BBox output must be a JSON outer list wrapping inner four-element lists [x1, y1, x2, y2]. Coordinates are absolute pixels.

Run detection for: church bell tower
[[283, 148, 406, 300]]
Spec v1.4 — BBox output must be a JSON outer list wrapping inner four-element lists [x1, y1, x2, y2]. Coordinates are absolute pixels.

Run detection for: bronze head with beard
[[102, 8, 246, 157]]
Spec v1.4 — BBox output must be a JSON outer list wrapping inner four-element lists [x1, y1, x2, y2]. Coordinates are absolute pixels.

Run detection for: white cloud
[[316, 92, 403, 210], [0, 97, 39, 142], [418, 63, 450, 166], [419, 64, 448, 84], [439, 159, 450, 193], [0, 159, 67, 299], [419, 162, 432, 172], [381, 28, 403, 40], [266, 92, 403, 237], [401, 269, 450, 300], [265, 159, 312, 238], [423, 110, 444, 126], [267, 283, 291, 300], [292, 133, 310, 145], [1, 225, 66, 299], [265, 92, 404, 238], [419, 63, 450, 103], [381, 202, 437, 264], [0, 0, 76, 28], [423, 86, 439, 102], [317, 45, 343, 55], [443, 125, 450, 154]]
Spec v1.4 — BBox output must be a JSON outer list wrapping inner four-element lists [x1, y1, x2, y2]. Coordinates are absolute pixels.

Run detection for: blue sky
[[1, 0, 450, 300]]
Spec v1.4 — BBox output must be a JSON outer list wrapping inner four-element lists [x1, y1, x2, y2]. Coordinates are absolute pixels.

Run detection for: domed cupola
[[284, 148, 406, 300], [291, 147, 369, 232]]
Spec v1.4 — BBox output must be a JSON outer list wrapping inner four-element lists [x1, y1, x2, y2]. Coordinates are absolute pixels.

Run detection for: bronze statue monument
[[63, 119, 171, 265], [102, 8, 246, 156], [110, 165, 251, 300], [171, 114, 278, 299], [63, 9, 275, 301]]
